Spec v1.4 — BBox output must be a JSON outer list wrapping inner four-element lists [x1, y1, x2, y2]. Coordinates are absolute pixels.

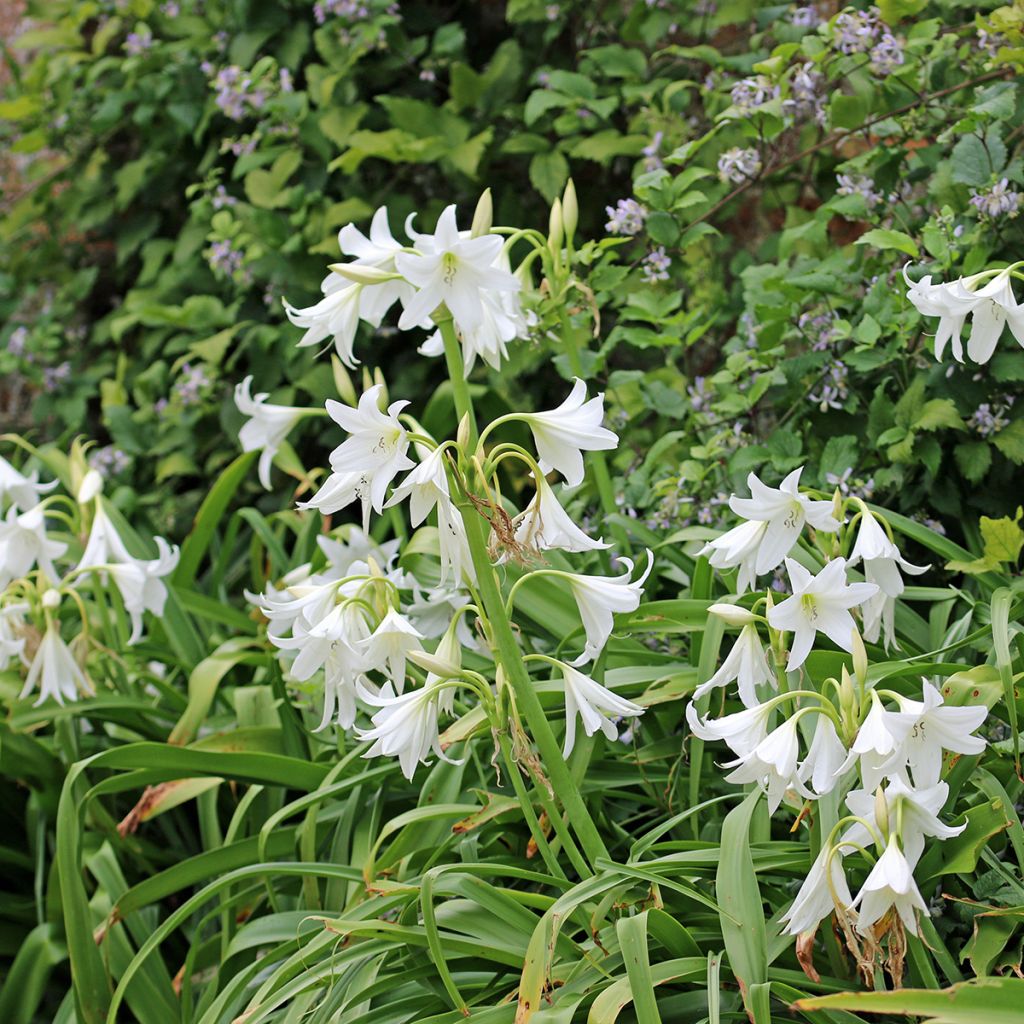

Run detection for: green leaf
[[993, 419, 1024, 464], [616, 912, 662, 1024], [854, 228, 920, 258], [529, 149, 570, 201]]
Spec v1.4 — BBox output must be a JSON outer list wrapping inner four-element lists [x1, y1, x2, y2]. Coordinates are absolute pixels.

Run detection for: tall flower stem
[[437, 315, 478, 448], [439, 307, 607, 866]]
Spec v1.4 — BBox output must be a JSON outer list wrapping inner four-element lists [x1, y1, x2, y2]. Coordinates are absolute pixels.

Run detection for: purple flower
[[605, 198, 647, 236], [833, 7, 881, 55], [717, 147, 761, 184], [641, 246, 671, 284], [808, 361, 849, 412], [642, 131, 664, 172], [790, 5, 821, 28], [688, 376, 711, 412], [208, 240, 246, 278], [730, 75, 779, 113], [6, 326, 28, 356], [89, 445, 131, 476], [836, 172, 883, 209], [869, 32, 904, 75], [174, 362, 211, 406], [970, 179, 1021, 219], [42, 361, 72, 392], [124, 25, 153, 55]]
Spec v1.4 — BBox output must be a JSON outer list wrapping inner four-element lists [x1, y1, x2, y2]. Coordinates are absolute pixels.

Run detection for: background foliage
[[2, 0, 1024, 1021]]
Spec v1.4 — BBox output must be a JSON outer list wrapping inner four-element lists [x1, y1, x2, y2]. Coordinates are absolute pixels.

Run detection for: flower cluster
[[689, 466, 984, 975], [717, 147, 761, 184], [0, 453, 178, 705], [604, 198, 647, 236], [969, 179, 1021, 220]]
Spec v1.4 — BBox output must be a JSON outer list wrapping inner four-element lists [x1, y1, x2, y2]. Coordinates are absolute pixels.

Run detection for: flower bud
[[408, 649, 461, 679], [456, 411, 471, 451], [851, 627, 868, 686], [327, 264, 398, 285], [562, 179, 578, 243], [77, 469, 103, 504], [42, 589, 61, 609], [832, 487, 844, 525], [548, 197, 564, 254], [331, 356, 358, 407], [471, 188, 493, 237], [839, 665, 856, 716], [874, 786, 890, 844], [708, 602, 757, 626]]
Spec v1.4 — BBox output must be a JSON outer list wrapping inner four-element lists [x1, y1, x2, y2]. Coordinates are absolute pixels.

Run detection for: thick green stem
[[438, 316, 478, 448]]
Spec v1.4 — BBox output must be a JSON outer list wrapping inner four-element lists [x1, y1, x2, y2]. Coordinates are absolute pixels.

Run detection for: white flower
[[782, 845, 854, 936], [849, 511, 927, 649], [359, 678, 457, 781], [105, 538, 180, 644], [564, 551, 652, 664], [699, 519, 768, 594], [767, 557, 878, 671], [518, 379, 619, 487], [436, 498, 475, 586], [234, 376, 306, 490], [558, 662, 643, 757], [841, 690, 917, 790], [725, 468, 841, 577], [889, 681, 987, 787], [20, 621, 92, 706], [685, 699, 773, 760], [323, 385, 414, 528], [693, 623, 774, 708], [797, 715, 848, 797], [77, 503, 134, 570], [0, 602, 29, 669], [724, 716, 801, 812], [395, 205, 520, 336], [0, 505, 67, 587], [845, 777, 965, 868], [952, 268, 1024, 364], [513, 476, 608, 554], [298, 470, 368, 525], [285, 278, 363, 367], [853, 834, 929, 936], [0, 454, 56, 511], [359, 608, 424, 693], [77, 470, 103, 504], [903, 266, 974, 362], [385, 446, 450, 526]]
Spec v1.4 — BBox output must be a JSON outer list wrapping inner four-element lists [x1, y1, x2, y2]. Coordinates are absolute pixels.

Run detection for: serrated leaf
[[854, 228, 920, 258]]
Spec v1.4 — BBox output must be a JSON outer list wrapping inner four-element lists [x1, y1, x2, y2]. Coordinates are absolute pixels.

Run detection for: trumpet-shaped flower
[[0, 454, 55, 511], [558, 662, 643, 757], [20, 620, 91, 705], [724, 716, 801, 812], [385, 446, 450, 527], [0, 504, 67, 587], [849, 511, 927, 649], [841, 690, 918, 790], [853, 835, 929, 935], [903, 266, 975, 362], [693, 623, 774, 708], [565, 551, 652, 664], [436, 498, 475, 586], [324, 385, 414, 526], [797, 715, 848, 798], [767, 557, 878, 671], [685, 699, 773, 760], [699, 519, 768, 594], [514, 476, 608, 554], [518, 379, 619, 487], [782, 845, 854, 936], [395, 205, 520, 336], [106, 538, 180, 644], [0, 602, 28, 669], [284, 278, 364, 367], [234, 376, 307, 489], [359, 608, 424, 692], [726, 468, 841, 576]]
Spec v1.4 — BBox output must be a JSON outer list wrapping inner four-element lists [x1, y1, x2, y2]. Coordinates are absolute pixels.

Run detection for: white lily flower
[[797, 715, 848, 798], [767, 557, 878, 671], [385, 446, 450, 526], [724, 716, 801, 812], [395, 205, 520, 336], [298, 470, 370, 527], [903, 266, 974, 362], [105, 537, 180, 644], [849, 511, 927, 650], [853, 834, 929, 936], [558, 662, 643, 757], [889, 681, 987, 787], [20, 619, 92, 706], [685, 699, 773, 760], [0, 454, 56, 511], [564, 551, 652, 665], [726, 468, 841, 576], [359, 678, 457, 781], [0, 504, 67, 587], [324, 385, 414, 526], [845, 778, 965, 868], [436, 498, 475, 586], [77, 502, 135, 569], [317, 529, 402, 580], [699, 519, 768, 594], [234, 376, 306, 490], [513, 476, 608, 554], [284, 278, 363, 367], [840, 690, 917, 790], [359, 608, 424, 693], [0, 602, 29, 669], [518, 379, 619, 487], [952, 268, 1024, 364], [782, 845, 854, 936], [693, 623, 774, 708]]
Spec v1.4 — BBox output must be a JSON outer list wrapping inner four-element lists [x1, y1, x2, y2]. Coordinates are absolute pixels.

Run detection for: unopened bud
[[42, 589, 61, 610], [562, 179, 578, 243], [874, 786, 890, 843], [548, 197, 564, 254], [851, 628, 868, 686], [327, 263, 397, 285], [331, 356, 357, 406], [708, 603, 757, 626], [456, 411, 471, 450], [832, 487, 844, 525], [839, 665, 856, 715], [471, 188, 493, 237], [78, 470, 103, 504], [408, 649, 461, 679]]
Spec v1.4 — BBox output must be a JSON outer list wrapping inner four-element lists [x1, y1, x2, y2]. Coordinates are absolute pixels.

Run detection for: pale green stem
[[437, 315, 477, 448]]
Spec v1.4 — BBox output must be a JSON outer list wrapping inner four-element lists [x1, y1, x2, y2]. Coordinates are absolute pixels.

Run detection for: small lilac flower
[[970, 179, 1021, 220], [279, 68, 294, 92], [977, 28, 1007, 56], [212, 184, 236, 210], [124, 25, 153, 55], [642, 131, 664, 172], [160, 1, 180, 15], [154, 397, 169, 417], [730, 75, 779, 113], [89, 446, 131, 476], [833, 7, 881, 55], [717, 147, 761, 184], [790, 5, 820, 28], [174, 363, 211, 406], [605, 198, 647, 236], [870, 33, 904, 75], [43, 362, 72, 392], [969, 402, 1009, 438], [688, 376, 711, 412], [799, 310, 838, 352], [836, 172, 883, 209], [785, 62, 824, 123], [641, 247, 671, 284], [809, 361, 849, 412], [419, 68, 436, 82], [7, 326, 28, 356]]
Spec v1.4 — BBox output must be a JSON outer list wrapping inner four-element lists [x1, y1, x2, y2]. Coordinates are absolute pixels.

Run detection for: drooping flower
[[234, 376, 306, 489], [0, 601, 29, 669], [767, 557, 878, 671], [558, 662, 643, 756], [853, 834, 929, 936], [724, 716, 801, 812], [0, 504, 68, 587], [395, 205, 520, 336], [513, 476, 608, 554], [0, 454, 56, 511], [564, 551, 652, 664], [797, 715, 848, 798], [20, 618, 92, 706], [699, 519, 768, 594], [518, 379, 619, 487], [693, 623, 774, 708], [359, 608, 424, 693], [840, 690, 917, 790], [105, 538, 180, 644], [436, 497, 475, 586], [385, 445, 450, 527], [284, 278, 363, 367], [685, 699, 773, 760], [726, 468, 841, 577], [782, 844, 854, 936]]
